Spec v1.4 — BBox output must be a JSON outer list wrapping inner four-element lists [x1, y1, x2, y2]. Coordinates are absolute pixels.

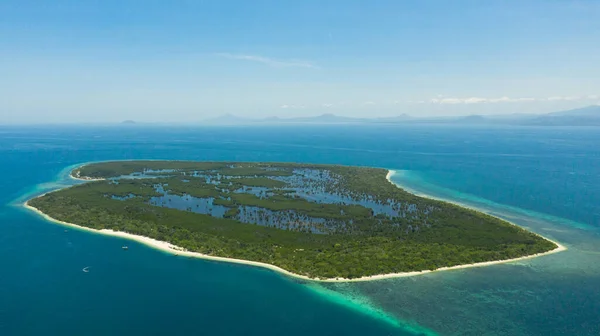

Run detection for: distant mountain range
[[519, 105, 600, 126], [203, 105, 600, 126]]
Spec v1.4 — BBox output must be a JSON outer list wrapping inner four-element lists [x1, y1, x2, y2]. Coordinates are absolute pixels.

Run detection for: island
[[26, 161, 563, 281]]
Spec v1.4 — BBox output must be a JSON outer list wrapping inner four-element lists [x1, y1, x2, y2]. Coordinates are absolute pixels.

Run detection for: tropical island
[[26, 161, 562, 280]]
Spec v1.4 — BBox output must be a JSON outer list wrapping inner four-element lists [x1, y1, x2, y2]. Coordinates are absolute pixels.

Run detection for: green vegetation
[[29, 161, 557, 279]]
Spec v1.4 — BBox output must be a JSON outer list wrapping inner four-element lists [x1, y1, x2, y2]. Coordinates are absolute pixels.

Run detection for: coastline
[[22, 167, 566, 283], [385, 170, 567, 250], [70, 165, 105, 181]]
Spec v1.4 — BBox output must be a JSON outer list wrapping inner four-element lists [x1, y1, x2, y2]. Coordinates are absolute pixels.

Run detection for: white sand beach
[[22, 169, 566, 283], [70, 167, 105, 181]]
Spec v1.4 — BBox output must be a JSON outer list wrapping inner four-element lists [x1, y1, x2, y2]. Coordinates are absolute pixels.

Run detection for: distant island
[[204, 105, 600, 127], [25, 161, 563, 281]]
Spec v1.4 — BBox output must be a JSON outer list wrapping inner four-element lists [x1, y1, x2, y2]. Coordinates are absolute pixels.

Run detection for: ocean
[[1, 124, 599, 335]]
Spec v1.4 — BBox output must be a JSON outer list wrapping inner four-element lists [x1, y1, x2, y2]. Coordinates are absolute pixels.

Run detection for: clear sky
[[1, 0, 600, 123]]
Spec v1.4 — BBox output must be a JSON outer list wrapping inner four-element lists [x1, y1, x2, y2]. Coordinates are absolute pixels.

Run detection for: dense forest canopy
[[30, 161, 557, 279]]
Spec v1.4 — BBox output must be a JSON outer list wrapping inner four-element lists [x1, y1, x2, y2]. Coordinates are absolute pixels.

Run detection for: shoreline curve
[[22, 167, 566, 283]]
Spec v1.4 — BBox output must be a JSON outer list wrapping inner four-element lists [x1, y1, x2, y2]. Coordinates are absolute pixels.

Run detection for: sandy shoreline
[[22, 167, 566, 283], [70, 166, 105, 181]]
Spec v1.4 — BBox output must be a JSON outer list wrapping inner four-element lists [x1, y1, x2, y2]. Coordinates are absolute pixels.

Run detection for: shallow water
[[1, 124, 599, 335], [119, 166, 406, 232], [149, 194, 230, 217]]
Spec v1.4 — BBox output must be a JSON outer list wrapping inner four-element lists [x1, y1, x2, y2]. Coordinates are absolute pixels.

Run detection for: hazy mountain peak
[[205, 114, 248, 124], [547, 105, 600, 117], [198, 105, 600, 126]]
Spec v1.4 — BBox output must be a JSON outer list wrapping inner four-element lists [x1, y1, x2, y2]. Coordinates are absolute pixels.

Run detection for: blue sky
[[1, 0, 600, 123]]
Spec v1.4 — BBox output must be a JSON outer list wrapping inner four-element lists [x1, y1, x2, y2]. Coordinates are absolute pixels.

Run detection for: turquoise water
[[1, 124, 599, 335]]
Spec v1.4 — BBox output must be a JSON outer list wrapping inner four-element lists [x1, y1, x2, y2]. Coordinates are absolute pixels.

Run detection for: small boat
[[82, 267, 90, 273], [122, 246, 129, 250]]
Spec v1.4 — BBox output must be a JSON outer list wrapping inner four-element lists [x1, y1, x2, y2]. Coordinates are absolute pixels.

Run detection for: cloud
[[217, 53, 317, 68], [487, 97, 511, 103], [322, 103, 334, 108], [430, 97, 469, 104], [546, 96, 580, 101], [429, 96, 531, 104], [427, 96, 588, 104], [280, 104, 305, 109], [362, 101, 376, 106]]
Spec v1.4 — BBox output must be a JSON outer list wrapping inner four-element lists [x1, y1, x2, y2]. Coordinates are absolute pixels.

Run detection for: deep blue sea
[[1, 124, 599, 336]]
